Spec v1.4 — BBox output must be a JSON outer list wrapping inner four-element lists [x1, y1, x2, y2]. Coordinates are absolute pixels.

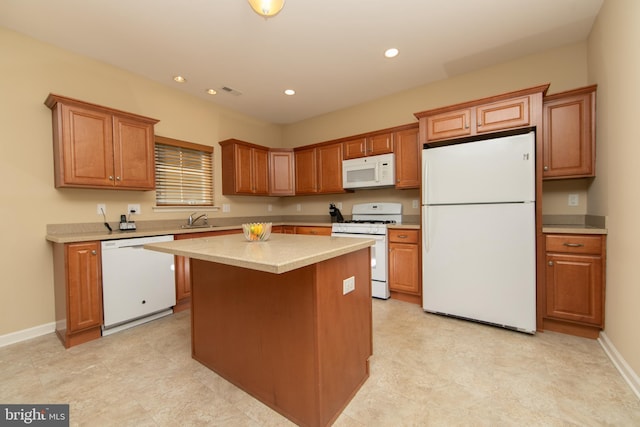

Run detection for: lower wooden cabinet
[[174, 229, 242, 312], [543, 234, 606, 338], [295, 226, 332, 236], [53, 241, 103, 348], [388, 229, 421, 304]]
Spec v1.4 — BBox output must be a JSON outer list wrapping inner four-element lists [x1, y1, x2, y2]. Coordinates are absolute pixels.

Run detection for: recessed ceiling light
[[384, 48, 399, 58], [284, 89, 296, 96], [173, 75, 187, 83], [206, 89, 217, 95]]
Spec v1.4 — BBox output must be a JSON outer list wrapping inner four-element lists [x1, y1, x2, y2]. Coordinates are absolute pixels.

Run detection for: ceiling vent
[[221, 86, 243, 96]]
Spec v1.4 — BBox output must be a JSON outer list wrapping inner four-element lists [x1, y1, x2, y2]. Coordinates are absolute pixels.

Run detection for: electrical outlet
[[337, 202, 342, 210], [296, 204, 302, 212], [127, 204, 141, 214], [412, 199, 419, 209], [222, 204, 230, 213], [568, 194, 579, 207], [268, 204, 272, 212], [343, 276, 355, 295], [97, 204, 106, 215]]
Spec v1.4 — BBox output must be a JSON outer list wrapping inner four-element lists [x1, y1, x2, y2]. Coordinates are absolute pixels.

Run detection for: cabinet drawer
[[545, 235, 603, 254], [388, 229, 419, 244], [295, 226, 332, 236]]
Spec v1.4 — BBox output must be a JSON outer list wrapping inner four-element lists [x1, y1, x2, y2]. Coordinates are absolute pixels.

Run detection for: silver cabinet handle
[[563, 243, 584, 248], [543, 166, 549, 171], [116, 176, 121, 181], [91, 250, 97, 255], [109, 175, 114, 180], [397, 234, 408, 239], [548, 261, 553, 266]]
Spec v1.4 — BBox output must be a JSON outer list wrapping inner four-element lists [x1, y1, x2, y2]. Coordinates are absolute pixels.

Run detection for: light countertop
[[143, 233, 375, 274], [542, 225, 607, 235]]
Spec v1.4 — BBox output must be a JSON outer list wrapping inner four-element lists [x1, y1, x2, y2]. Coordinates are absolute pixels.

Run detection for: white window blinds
[[154, 136, 214, 206]]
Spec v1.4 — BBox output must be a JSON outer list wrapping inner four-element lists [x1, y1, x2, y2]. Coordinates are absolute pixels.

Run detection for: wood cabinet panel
[[388, 229, 421, 300], [393, 126, 420, 189], [476, 96, 529, 133], [294, 148, 317, 194], [317, 143, 344, 193], [53, 241, 103, 348], [295, 226, 332, 236], [543, 85, 596, 179], [269, 149, 295, 196], [544, 233, 606, 338], [343, 133, 393, 159], [425, 109, 472, 141], [220, 139, 269, 195], [45, 94, 158, 190]]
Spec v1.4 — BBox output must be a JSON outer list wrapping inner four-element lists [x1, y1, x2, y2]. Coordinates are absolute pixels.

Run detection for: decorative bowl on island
[[242, 222, 272, 241]]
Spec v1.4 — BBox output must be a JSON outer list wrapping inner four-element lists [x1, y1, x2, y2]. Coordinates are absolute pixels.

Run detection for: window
[[154, 136, 214, 206]]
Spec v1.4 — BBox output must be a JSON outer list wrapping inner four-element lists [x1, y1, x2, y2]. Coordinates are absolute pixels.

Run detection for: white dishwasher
[[101, 235, 176, 336]]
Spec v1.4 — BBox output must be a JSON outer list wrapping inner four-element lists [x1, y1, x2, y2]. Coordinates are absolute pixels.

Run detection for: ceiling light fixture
[[173, 75, 187, 83], [206, 89, 217, 95], [284, 89, 295, 96], [384, 48, 399, 58], [248, 0, 285, 18]]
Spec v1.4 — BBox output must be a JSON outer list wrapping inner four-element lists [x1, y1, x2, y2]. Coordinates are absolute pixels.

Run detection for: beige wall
[[587, 0, 640, 374], [0, 26, 592, 338]]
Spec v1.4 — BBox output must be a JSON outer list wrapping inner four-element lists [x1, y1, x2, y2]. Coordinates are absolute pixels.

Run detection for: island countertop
[[144, 233, 375, 274]]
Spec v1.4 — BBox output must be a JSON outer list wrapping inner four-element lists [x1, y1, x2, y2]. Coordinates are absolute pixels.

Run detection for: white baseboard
[[0, 322, 56, 348], [599, 332, 640, 400]]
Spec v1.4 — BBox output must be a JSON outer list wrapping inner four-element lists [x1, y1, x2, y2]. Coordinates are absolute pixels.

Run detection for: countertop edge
[[542, 226, 607, 235]]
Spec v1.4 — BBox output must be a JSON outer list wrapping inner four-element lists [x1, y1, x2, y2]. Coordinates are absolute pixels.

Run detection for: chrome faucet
[[188, 212, 208, 226]]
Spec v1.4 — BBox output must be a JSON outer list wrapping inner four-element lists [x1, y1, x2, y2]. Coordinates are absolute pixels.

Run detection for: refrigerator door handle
[[422, 207, 430, 253]]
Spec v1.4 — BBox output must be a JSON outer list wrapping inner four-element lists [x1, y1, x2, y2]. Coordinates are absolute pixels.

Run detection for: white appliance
[[342, 153, 395, 189], [101, 235, 176, 336], [331, 202, 402, 299], [422, 130, 536, 333]]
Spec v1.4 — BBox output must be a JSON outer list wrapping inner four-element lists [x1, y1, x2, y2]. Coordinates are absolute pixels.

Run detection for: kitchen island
[[145, 233, 374, 427]]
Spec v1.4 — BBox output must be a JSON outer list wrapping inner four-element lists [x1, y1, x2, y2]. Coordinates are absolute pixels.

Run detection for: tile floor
[[1, 299, 640, 426]]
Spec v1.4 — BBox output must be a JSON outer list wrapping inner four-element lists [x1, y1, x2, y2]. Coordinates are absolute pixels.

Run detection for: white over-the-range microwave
[[342, 153, 395, 189]]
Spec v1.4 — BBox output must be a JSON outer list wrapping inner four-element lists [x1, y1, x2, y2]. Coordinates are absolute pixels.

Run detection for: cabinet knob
[[543, 166, 549, 171], [116, 176, 121, 181], [91, 250, 97, 255], [548, 261, 554, 266], [108, 175, 114, 181]]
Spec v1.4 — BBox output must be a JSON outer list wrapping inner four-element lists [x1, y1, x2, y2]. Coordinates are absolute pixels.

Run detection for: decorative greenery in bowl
[[242, 222, 272, 241]]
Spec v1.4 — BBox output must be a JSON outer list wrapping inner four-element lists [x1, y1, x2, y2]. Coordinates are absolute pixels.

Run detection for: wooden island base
[[190, 248, 372, 427]]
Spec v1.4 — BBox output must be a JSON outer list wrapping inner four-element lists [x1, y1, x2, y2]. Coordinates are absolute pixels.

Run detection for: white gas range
[[331, 202, 402, 299]]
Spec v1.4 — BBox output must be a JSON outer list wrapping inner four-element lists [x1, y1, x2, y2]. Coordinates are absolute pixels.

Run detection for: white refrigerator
[[421, 131, 536, 333]]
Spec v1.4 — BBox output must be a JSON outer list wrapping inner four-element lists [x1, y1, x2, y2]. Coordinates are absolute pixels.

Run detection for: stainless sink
[[181, 224, 215, 229]]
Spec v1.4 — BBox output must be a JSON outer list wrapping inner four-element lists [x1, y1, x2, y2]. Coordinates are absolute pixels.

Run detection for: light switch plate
[[222, 204, 230, 213], [127, 204, 141, 214], [568, 194, 579, 207], [97, 203, 106, 215]]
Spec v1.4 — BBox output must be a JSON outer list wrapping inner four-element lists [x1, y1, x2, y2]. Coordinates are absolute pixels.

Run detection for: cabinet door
[[317, 143, 344, 193], [234, 144, 254, 194], [425, 109, 472, 142], [389, 242, 420, 294], [295, 148, 317, 194], [66, 242, 102, 332], [269, 150, 295, 195], [546, 253, 603, 326], [476, 96, 530, 134], [112, 115, 156, 189], [394, 127, 420, 189], [343, 138, 367, 159], [252, 147, 269, 195], [368, 133, 394, 156], [543, 90, 595, 178], [58, 103, 114, 187]]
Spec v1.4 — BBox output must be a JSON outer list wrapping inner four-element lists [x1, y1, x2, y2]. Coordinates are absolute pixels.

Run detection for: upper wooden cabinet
[[294, 142, 345, 195], [45, 94, 158, 190], [542, 85, 596, 179], [220, 139, 269, 195], [343, 132, 394, 159], [268, 149, 295, 196], [415, 85, 549, 144], [393, 125, 420, 189]]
